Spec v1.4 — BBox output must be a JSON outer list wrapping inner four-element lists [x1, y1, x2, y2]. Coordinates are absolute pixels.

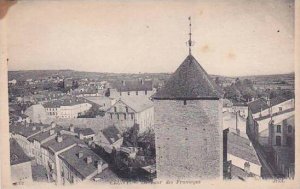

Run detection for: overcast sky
[[6, 0, 294, 76]]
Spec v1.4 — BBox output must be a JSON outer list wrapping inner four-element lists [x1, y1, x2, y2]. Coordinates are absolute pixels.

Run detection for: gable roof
[[153, 55, 223, 100], [226, 129, 261, 165], [114, 79, 153, 92], [108, 97, 153, 113], [102, 125, 122, 144], [248, 98, 269, 114], [59, 145, 106, 180], [41, 134, 86, 153], [10, 138, 32, 165]]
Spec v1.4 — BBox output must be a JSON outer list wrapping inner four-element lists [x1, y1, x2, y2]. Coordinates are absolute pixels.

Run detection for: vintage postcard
[[0, 0, 299, 188]]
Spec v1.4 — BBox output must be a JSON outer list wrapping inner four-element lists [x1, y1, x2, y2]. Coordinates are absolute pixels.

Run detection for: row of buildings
[[9, 118, 122, 185]]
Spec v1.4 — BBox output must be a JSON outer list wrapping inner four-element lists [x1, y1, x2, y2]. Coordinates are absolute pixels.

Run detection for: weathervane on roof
[[187, 16, 194, 55]]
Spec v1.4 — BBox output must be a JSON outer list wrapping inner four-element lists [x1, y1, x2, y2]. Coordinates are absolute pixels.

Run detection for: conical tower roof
[[153, 55, 223, 100]]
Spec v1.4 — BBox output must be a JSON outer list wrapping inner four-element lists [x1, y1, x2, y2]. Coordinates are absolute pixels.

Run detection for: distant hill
[[8, 70, 294, 85]]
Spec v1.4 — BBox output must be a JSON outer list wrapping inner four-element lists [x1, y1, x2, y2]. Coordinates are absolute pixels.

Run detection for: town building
[[247, 96, 295, 146], [223, 128, 262, 180], [106, 97, 154, 133], [153, 53, 224, 180], [41, 134, 87, 184], [43, 97, 92, 118], [24, 104, 48, 123], [112, 79, 155, 98], [95, 125, 123, 153], [58, 145, 109, 184], [10, 138, 33, 185], [268, 115, 294, 178]]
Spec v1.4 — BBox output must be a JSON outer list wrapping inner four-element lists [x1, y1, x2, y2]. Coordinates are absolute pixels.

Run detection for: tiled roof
[[102, 125, 122, 144], [119, 96, 153, 112], [74, 128, 95, 136], [270, 96, 290, 106], [114, 79, 153, 92], [248, 98, 269, 114], [10, 138, 32, 165], [153, 55, 223, 100], [41, 134, 86, 153], [9, 123, 50, 138], [226, 129, 261, 165], [28, 126, 63, 142], [59, 145, 106, 179], [43, 96, 90, 108]]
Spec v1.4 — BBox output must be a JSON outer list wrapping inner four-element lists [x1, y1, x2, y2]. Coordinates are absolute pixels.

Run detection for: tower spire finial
[[188, 16, 193, 55]]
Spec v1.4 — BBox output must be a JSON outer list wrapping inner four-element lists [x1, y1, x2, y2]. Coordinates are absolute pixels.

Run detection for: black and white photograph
[[0, 0, 298, 187]]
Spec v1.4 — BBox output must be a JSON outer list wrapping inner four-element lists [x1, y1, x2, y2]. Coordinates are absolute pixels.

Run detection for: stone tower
[[153, 54, 223, 180]]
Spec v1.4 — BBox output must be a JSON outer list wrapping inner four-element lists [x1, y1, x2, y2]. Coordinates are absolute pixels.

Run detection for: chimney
[[49, 129, 55, 135], [140, 79, 144, 85], [86, 156, 92, 164], [79, 132, 84, 140], [69, 124, 74, 132], [244, 162, 250, 174], [97, 160, 103, 173], [249, 142, 252, 147], [56, 135, 63, 143], [77, 151, 83, 158], [32, 126, 36, 131]]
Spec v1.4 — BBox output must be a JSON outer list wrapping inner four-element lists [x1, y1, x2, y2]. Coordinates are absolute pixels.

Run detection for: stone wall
[[154, 99, 223, 180]]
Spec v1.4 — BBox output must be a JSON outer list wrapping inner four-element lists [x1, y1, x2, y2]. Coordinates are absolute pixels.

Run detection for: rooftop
[[9, 122, 50, 138], [28, 125, 63, 143], [226, 129, 261, 165], [10, 138, 32, 165], [120, 96, 153, 112], [59, 145, 106, 180], [41, 134, 86, 153], [114, 79, 153, 92], [74, 127, 95, 136], [153, 55, 223, 100], [43, 96, 90, 108], [101, 125, 122, 144]]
